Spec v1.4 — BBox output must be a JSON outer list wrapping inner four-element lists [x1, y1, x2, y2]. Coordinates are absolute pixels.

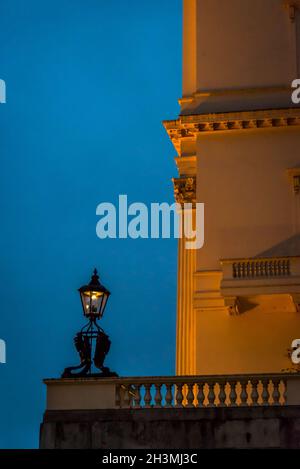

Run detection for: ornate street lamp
[[78, 268, 110, 319], [62, 269, 117, 378]]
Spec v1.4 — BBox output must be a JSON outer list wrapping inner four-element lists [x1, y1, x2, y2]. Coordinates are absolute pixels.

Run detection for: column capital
[[173, 176, 196, 206]]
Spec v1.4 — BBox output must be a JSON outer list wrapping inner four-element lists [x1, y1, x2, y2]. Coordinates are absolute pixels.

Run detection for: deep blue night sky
[[0, 0, 181, 448]]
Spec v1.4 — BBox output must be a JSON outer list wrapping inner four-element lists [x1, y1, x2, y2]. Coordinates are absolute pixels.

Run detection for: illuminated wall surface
[[169, 0, 300, 376], [2, 0, 300, 450], [0, 0, 181, 448]]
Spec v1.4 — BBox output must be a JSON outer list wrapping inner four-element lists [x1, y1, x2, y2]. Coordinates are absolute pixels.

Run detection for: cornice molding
[[163, 108, 300, 154]]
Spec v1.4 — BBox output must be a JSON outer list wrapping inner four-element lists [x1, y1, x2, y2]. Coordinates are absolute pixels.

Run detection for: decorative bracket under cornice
[[290, 293, 300, 312], [224, 296, 241, 316]]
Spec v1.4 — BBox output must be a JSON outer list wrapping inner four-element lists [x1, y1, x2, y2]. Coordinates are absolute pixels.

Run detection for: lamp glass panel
[[81, 290, 104, 317]]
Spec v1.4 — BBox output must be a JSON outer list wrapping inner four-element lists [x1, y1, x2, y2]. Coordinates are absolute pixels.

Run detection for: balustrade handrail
[[221, 256, 299, 264], [115, 372, 291, 385]]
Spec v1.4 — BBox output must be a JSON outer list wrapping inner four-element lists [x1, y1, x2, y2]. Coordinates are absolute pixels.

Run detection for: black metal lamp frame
[[61, 269, 117, 378]]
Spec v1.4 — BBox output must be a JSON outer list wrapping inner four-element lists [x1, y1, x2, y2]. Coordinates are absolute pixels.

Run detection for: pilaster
[[173, 177, 197, 375]]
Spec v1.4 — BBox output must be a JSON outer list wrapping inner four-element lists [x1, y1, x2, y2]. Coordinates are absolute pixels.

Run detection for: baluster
[[263, 261, 267, 277], [257, 261, 261, 276], [154, 383, 162, 408], [246, 262, 250, 277], [186, 382, 195, 408], [240, 380, 248, 406], [123, 384, 131, 408], [207, 382, 215, 407], [261, 379, 270, 406], [282, 260, 286, 275], [218, 381, 226, 407], [279, 260, 283, 275], [175, 383, 184, 408], [133, 384, 142, 408], [115, 384, 121, 408], [165, 383, 173, 407], [256, 262, 261, 277], [286, 260, 290, 275], [229, 381, 237, 406], [196, 382, 205, 407], [144, 383, 152, 408], [233, 263, 237, 278], [251, 379, 259, 406], [250, 261, 255, 277], [274, 260, 279, 276], [272, 379, 280, 406], [282, 380, 287, 405], [237, 262, 241, 278]]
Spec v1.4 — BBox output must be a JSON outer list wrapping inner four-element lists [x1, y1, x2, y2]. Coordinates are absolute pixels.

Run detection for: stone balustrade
[[44, 373, 300, 411], [221, 256, 300, 282], [232, 258, 290, 279], [219, 256, 300, 309], [116, 374, 287, 409], [193, 256, 300, 315]]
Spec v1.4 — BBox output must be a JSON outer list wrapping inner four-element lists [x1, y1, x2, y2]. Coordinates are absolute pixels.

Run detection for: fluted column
[[173, 176, 197, 376]]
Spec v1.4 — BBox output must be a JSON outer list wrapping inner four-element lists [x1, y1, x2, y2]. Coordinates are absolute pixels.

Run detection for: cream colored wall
[[182, 0, 197, 97], [197, 127, 300, 271], [194, 125, 300, 375], [196, 295, 300, 374], [196, 0, 293, 90], [177, 1, 300, 376], [183, 0, 296, 96]]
